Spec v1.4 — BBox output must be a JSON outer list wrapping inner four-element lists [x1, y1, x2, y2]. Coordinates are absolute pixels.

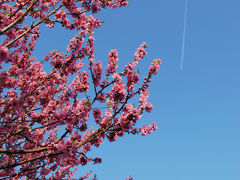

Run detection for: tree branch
[[0, 0, 37, 35]]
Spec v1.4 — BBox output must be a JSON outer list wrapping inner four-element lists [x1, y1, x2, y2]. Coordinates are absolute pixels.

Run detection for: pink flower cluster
[[93, 61, 103, 87], [106, 49, 119, 74], [140, 122, 158, 136], [55, 10, 67, 21], [149, 58, 162, 76], [0, 0, 161, 179], [107, 74, 127, 103], [125, 177, 133, 180], [0, 45, 9, 63]]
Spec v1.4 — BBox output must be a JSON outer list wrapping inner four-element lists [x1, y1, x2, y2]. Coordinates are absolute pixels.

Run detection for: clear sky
[[32, 0, 240, 179]]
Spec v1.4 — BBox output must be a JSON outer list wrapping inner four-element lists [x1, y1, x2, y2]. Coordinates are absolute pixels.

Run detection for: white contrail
[[180, 0, 188, 71]]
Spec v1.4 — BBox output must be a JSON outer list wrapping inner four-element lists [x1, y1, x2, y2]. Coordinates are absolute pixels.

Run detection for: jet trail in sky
[[180, 0, 188, 71]]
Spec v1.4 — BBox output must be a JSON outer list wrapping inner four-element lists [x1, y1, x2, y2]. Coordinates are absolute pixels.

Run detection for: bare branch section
[[0, 147, 47, 154]]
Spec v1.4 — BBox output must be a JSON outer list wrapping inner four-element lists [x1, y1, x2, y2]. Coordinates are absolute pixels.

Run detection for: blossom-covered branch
[[0, 0, 161, 179]]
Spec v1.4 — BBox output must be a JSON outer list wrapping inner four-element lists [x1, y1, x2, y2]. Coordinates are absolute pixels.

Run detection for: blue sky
[[32, 0, 240, 179]]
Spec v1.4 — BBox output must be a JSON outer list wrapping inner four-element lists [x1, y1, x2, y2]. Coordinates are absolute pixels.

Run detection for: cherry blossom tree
[[0, 0, 161, 179]]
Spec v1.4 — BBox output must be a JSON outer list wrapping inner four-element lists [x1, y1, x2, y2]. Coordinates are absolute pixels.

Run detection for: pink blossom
[[0, 45, 9, 62], [106, 49, 118, 74], [96, 92, 106, 103], [91, 0, 102, 14], [93, 157, 102, 164], [80, 156, 88, 166], [139, 122, 157, 136], [134, 42, 147, 62], [148, 58, 162, 76], [93, 61, 102, 86], [107, 132, 118, 142], [116, 0, 129, 7], [145, 102, 153, 112], [108, 83, 127, 102], [93, 109, 102, 119], [88, 15, 101, 29], [139, 91, 149, 104], [79, 172, 91, 179]]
